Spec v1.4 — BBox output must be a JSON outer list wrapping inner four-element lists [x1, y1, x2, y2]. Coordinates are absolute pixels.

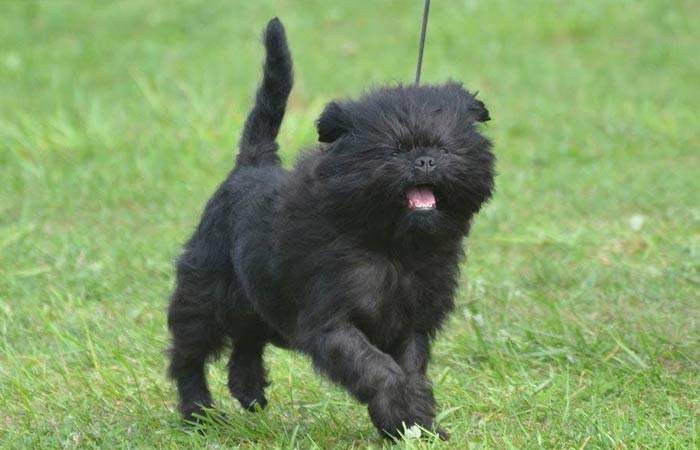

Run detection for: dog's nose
[[414, 156, 436, 173]]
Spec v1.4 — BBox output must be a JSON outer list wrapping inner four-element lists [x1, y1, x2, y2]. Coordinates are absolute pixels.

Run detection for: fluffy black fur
[[167, 18, 495, 440]]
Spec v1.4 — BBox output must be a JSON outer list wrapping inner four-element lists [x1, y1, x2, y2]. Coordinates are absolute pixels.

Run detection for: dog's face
[[315, 82, 495, 239]]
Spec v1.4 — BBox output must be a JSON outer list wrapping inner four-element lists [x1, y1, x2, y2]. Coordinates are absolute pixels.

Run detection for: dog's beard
[[316, 165, 471, 243], [395, 205, 465, 241], [401, 185, 464, 237], [320, 179, 465, 242]]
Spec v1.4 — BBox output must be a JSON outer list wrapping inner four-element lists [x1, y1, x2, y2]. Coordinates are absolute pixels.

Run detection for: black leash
[[415, 0, 431, 85]]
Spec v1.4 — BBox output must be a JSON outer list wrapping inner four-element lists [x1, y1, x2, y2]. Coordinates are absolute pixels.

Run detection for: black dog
[[167, 18, 495, 440]]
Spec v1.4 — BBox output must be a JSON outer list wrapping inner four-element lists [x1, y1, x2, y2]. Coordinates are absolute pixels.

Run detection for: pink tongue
[[407, 186, 436, 209]]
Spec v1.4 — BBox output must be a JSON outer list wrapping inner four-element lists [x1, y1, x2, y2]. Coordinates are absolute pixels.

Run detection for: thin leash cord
[[415, 0, 431, 85]]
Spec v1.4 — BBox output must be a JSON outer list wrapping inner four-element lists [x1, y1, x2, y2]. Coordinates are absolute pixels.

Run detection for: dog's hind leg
[[167, 278, 226, 423], [227, 318, 269, 412]]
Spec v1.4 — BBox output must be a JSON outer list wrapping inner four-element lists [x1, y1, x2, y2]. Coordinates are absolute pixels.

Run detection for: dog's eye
[[440, 147, 449, 154], [391, 151, 399, 157]]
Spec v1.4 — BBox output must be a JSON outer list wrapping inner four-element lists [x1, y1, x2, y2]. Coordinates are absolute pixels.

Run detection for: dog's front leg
[[301, 324, 428, 438], [392, 332, 448, 440]]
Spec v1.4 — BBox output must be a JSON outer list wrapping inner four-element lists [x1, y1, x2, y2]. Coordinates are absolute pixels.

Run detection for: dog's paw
[[240, 394, 268, 413], [368, 384, 433, 440], [180, 403, 228, 433], [403, 424, 449, 441], [181, 402, 210, 425], [376, 423, 448, 443], [435, 426, 450, 441]]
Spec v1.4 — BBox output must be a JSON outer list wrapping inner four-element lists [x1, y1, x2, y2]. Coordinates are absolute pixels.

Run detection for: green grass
[[1, 1, 699, 448]]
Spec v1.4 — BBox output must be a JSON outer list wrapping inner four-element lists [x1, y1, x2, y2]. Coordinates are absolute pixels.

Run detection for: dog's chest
[[350, 259, 443, 350]]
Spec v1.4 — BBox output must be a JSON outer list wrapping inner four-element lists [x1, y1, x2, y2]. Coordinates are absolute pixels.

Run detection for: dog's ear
[[445, 82, 490, 123], [468, 97, 490, 122], [317, 101, 351, 143]]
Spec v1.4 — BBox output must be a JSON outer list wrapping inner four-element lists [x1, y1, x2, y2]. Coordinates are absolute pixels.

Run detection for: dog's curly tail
[[236, 18, 293, 168]]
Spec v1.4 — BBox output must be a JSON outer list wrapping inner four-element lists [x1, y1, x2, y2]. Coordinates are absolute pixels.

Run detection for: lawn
[[1, 1, 699, 448]]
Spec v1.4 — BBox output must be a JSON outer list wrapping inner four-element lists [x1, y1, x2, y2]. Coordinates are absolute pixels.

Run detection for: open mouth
[[407, 184, 437, 211]]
